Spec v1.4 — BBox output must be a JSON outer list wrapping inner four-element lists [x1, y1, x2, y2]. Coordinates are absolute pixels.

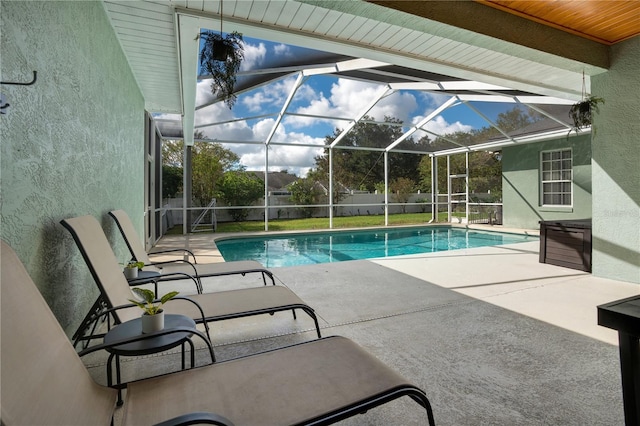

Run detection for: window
[[541, 149, 572, 206]]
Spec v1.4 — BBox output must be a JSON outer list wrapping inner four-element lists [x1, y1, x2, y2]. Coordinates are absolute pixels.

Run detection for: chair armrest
[[129, 271, 202, 294], [149, 248, 197, 263], [103, 297, 207, 325], [171, 296, 208, 326], [145, 259, 200, 278], [154, 412, 234, 426]]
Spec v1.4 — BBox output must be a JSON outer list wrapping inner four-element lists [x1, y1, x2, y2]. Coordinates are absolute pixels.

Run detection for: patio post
[[431, 155, 437, 223], [264, 144, 269, 231], [384, 151, 389, 226], [329, 147, 333, 229]]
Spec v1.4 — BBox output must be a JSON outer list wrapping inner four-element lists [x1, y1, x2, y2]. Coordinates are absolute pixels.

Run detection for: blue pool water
[[216, 226, 537, 267]]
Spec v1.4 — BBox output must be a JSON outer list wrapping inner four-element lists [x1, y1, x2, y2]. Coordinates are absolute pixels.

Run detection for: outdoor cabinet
[[539, 219, 592, 272]]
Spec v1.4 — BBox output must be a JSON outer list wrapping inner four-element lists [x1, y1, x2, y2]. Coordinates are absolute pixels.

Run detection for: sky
[[160, 34, 520, 178]]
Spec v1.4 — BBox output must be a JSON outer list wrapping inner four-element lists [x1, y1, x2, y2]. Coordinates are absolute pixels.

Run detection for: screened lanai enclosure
[[154, 42, 577, 235], [103, 1, 594, 241]]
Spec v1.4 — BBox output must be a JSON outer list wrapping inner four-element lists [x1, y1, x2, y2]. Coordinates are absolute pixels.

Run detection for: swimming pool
[[216, 226, 537, 267]]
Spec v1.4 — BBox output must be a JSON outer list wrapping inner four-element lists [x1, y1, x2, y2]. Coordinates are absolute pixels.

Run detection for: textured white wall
[[1, 1, 145, 333], [591, 36, 640, 284]]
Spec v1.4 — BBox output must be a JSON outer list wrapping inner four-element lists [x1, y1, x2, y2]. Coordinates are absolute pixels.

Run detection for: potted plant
[[123, 260, 145, 280], [128, 288, 179, 333], [568, 95, 604, 135], [199, 30, 244, 109]]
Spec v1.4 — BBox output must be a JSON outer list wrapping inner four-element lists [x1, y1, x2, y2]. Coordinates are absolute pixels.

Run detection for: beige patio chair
[[109, 209, 275, 293], [60, 215, 321, 341], [1, 240, 436, 426]]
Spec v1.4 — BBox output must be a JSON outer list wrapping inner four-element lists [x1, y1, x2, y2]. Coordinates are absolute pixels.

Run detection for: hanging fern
[[568, 95, 604, 135], [199, 31, 244, 109]]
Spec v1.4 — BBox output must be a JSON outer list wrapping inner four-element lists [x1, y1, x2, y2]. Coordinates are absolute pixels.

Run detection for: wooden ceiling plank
[[480, 0, 640, 44]]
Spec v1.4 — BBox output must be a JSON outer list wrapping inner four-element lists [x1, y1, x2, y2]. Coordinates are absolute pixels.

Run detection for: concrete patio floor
[[90, 231, 639, 425]]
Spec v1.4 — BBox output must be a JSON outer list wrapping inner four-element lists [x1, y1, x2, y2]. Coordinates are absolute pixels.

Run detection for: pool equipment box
[[539, 219, 592, 272]]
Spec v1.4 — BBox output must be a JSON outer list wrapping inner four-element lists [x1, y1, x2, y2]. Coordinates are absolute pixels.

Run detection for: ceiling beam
[[177, 13, 199, 146], [176, 6, 589, 100]]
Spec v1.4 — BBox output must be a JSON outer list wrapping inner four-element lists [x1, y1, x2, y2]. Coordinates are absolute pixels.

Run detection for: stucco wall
[[1, 1, 145, 334], [591, 36, 640, 284], [502, 133, 592, 229]]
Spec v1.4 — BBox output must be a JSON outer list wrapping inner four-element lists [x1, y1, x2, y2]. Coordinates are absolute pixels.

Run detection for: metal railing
[[467, 202, 503, 225], [154, 198, 502, 235]]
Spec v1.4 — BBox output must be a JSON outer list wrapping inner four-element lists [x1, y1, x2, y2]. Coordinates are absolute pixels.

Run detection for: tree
[[216, 171, 264, 221], [418, 151, 501, 200], [374, 182, 388, 194], [307, 154, 346, 210], [162, 139, 185, 166], [415, 105, 539, 199], [468, 151, 502, 200], [162, 140, 185, 202], [191, 142, 241, 207], [470, 105, 543, 143], [162, 137, 242, 207], [162, 165, 182, 199], [312, 116, 420, 193], [288, 178, 323, 218], [389, 177, 415, 213]]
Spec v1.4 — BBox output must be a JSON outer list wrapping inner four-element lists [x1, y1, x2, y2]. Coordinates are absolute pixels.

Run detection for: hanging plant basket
[[568, 95, 604, 135], [199, 31, 244, 109]]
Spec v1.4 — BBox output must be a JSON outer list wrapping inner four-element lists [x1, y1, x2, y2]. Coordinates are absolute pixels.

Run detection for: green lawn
[[168, 212, 455, 234]]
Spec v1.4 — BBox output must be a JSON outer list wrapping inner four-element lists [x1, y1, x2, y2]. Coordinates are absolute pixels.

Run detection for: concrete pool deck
[[96, 231, 639, 425]]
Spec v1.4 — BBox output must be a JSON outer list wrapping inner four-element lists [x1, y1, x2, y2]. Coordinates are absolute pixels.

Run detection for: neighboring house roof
[[249, 171, 299, 191]]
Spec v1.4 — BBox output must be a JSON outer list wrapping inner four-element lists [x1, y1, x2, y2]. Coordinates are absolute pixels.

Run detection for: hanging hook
[[0, 93, 10, 115], [1, 71, 37, 86]]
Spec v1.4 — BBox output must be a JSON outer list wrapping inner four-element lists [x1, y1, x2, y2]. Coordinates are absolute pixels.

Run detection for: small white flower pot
[[141, 310, 164, 334], [124, 267, 138, 280]]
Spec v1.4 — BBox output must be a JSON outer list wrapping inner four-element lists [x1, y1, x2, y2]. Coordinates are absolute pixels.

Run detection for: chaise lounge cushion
[[124, 336, 414, 425], [1, 239, 435, 426], [60, 215, 321, 337]]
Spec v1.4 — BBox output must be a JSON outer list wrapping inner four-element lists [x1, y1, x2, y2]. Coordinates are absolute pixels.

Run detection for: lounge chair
[[109, 209, 275, 292], [1, 240, 436, 425], [60, 215, 322, 340]]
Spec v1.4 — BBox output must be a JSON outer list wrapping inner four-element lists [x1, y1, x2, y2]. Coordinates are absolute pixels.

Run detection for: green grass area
[[167, 212, 455, 234]]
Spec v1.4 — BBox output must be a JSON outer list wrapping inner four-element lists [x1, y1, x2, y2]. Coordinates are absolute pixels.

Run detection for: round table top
[[104, 314, 196, 355], [126, 269, 162, 283]]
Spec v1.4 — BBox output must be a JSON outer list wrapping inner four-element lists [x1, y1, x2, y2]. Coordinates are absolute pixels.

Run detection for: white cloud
[[273, 43, 292, 56], [418, 92, 451, 112], [285, 78, 385, 130], [292, 82, 317, 103], [327, 79, 382, 116], [252, 118, 278, 140], [414, 115, 473, 136], [239, 120, 325, 177], [240, 145, 324, 177], [241, 76, 296, 113], [188, 65, 473, 176], [370, 91, 418, 123], [153, 112, 181, 121], [241, 91, 276, 113], [240, 41, 267, 71], [192, 112, 326, 177], [196, 79, 223, 108]]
